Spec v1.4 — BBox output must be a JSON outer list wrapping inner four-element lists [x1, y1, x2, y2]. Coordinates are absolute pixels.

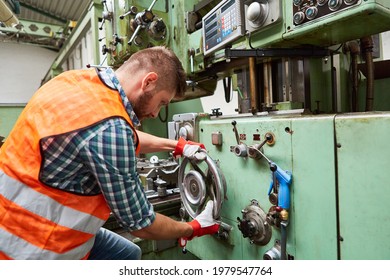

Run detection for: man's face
[[132, 89, 174, 121]]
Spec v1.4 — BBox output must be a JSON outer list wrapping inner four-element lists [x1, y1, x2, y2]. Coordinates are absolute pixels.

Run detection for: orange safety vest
[[0, 69, 140, 259]]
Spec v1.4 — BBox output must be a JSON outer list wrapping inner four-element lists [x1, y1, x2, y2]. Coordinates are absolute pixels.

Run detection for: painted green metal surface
[[335, 112, 390, 259], [184, 114, 340, 259], [290, 115, 338, 259], [283, 0, 390, 47], [358, 77, 390, 112], [138, 238, 199, 260], [182, 112, 390, 260], [186, 116, 294, 259], [105, 0, 170, 67], [0, 106, 24, 138]]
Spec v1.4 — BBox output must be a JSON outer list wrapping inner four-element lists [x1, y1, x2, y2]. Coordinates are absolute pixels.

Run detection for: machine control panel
[[293, 0, 360, 26], [203, 0, 245, 56]]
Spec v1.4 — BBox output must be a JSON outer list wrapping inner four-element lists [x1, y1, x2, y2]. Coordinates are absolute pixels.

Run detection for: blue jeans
[[88, 227, 142, 260]]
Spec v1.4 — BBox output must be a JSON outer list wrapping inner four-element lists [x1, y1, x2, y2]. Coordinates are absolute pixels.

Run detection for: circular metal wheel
[[178, 149, 227, 220]]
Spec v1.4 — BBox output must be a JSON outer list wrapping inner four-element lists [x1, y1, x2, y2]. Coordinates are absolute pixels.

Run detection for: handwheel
[[178, 149, 227, 219]]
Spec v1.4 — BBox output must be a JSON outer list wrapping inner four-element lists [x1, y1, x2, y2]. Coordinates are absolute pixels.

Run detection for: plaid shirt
[[39, 68, 155, 231]]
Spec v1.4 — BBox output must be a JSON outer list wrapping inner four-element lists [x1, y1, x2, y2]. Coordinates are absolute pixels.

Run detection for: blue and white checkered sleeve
[[79, 118, 155, 231]]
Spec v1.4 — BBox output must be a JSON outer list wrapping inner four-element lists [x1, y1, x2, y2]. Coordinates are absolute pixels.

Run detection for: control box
[[202, 0, 245, 56], [292, 0, 361, 26], [284, 0, 390, 46]]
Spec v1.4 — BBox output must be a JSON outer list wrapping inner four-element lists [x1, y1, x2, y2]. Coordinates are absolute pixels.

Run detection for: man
[[0, 46, 219, 260]]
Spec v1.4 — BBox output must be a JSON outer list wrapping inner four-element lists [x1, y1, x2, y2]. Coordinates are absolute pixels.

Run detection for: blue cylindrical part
[[275, 165, 292, 209]]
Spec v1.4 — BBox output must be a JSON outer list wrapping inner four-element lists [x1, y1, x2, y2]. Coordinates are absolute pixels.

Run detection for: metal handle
[[178, 150, 227, 220]]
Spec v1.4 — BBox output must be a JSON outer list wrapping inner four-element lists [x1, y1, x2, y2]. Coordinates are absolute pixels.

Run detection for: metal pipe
[[330, 54, 337, 113], [351, 54, 359, 111], [249, 57, 258, 114], [281, 221, 288, 260], [361, 36, 375, 111], [263, 62, 270, 109], [268, 61, 273, 105], [344, 41, 360, 112], [303, 58, 312, 112]]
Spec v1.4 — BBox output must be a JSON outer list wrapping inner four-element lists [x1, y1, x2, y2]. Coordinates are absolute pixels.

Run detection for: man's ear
[[141, 72, 158, 92]]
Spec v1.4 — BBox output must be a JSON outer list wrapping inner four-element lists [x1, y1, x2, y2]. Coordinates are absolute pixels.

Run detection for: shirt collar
[[97, 67, 140, 127]]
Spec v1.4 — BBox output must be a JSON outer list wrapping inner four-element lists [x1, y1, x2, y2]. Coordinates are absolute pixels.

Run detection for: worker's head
[[115, 46, 187, 121]]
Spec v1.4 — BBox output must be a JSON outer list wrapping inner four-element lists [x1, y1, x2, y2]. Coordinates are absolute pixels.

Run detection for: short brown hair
[[118, 46, 187, 99]]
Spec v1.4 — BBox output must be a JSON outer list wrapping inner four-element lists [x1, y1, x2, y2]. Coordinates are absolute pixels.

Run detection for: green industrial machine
[[99, 0, 390, 260]]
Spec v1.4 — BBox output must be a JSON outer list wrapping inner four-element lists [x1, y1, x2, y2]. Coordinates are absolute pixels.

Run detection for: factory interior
[[1, 0, 390, 260]]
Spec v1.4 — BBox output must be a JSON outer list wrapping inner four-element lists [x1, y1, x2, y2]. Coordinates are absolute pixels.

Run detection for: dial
[[328, 0, 343, 11], [293, 0, 304, 6], [305, 6, 318, 20], [178, 123, 194, 140], [293, 11, 305, 25]]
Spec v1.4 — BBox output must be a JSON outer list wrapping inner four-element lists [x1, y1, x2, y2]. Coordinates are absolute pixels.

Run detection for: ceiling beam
[[19, 1, 67, 24], [0, 20, 64, 49]]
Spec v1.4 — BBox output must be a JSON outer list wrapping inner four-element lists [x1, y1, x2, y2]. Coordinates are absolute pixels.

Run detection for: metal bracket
[[225, 47, 330, 59]]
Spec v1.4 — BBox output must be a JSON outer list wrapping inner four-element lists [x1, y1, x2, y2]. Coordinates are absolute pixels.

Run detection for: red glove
[[173, 137, 206, 159], [179, 201, 220, 248]]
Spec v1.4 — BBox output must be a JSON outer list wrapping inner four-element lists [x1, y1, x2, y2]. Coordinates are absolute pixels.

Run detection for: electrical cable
[[158, 104, 168, 123]]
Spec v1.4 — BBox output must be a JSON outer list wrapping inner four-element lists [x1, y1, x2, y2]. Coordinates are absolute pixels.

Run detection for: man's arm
[[136, 130, 177, 154], [132, 201, 220, 242], [131, 213, 193, 240]]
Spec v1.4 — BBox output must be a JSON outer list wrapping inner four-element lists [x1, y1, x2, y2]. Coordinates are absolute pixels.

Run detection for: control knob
[[293, 11, 305, 25], [247, 2, 268, 27], [237, 199, 272, 245], [305, 6, 318, 20], [328, 0, 342, 11], [293, 0, 304, 6]]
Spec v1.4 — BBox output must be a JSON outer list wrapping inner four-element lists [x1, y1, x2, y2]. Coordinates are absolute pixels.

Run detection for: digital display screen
[[205, 13, 216, 26], [221, 0, 235, 13], [203, 0, 243, 56]]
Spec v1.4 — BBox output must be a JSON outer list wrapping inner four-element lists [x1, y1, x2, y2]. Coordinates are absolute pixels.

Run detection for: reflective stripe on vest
[[0, 228, 95, 260], [0, 170, 106, 234], [0, 170, 105, 259]]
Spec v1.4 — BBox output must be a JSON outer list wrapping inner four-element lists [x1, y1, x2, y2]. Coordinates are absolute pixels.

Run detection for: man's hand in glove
[[179, 201, 220, 248], [173, 137, 206, 160]]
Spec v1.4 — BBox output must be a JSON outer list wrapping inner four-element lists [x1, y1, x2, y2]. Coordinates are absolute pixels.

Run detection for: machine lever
[[252, 145, 273, 166], [86, 64, 108, 69], [257, 133, 274, 152], [119, 10, 132, 19], [148, 0, 158, 10], [189, 48, 195, 74], [231, 121, 240, 145], [128, 25, 142, 45], [251, 146, 292, 209], [128, 0, 159, 45]]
